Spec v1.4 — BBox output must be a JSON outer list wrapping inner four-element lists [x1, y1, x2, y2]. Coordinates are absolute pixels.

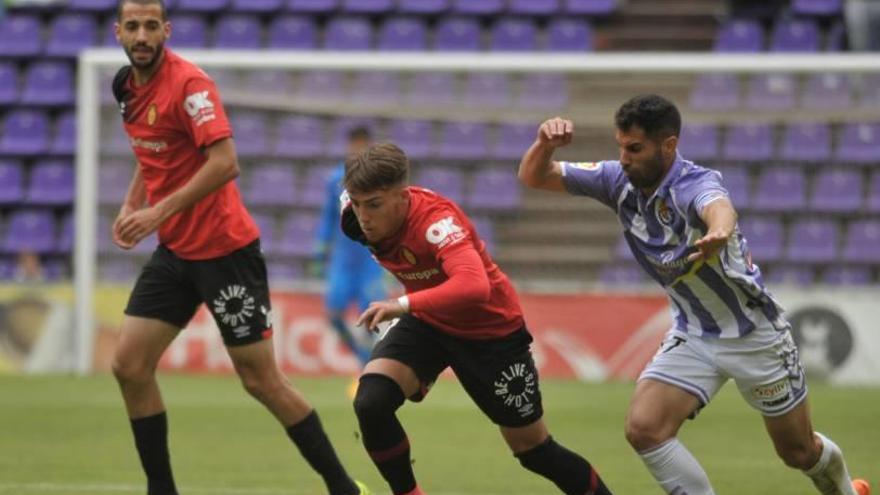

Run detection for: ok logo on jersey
[[183, 90, 216, 126], [426, 216, 464, 248]]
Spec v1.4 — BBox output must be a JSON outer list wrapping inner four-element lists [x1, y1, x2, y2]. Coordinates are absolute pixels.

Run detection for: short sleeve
[[560, 160, 624, 210], [178, 75, 232, 149], [674, 167, 730, 221]]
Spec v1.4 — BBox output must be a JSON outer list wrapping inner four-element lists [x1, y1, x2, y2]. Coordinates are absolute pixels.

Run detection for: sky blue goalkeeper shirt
[[561, 153, 788, 339]]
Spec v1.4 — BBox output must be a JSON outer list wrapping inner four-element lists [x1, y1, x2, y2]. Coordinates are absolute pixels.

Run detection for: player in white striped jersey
[[517, 95, 868, 495]]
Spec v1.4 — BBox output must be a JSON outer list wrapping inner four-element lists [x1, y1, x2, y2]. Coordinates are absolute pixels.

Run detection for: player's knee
[[353, 373, 405, 424], [238, 368, 284, 402], [624, 415, 668, 451], [111, 355, 154, 385]]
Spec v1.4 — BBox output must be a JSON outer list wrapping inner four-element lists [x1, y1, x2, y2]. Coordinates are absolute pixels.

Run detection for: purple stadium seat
[[378, 17, 428, 51], [99, 259, 141, 283], [0, 63, 19, 105], [599, 263, 647, 286], [0, 110, 50, 155], [450, 0, 504, 15], [26, 160, 74, 206], [298, 165, 335, 207], [470, 216, 495, 253], [167, 15, 209, 48], [46, 13, 98, 57], [243, 70, 295, 95], [388, 120, 434, 160], [738, 217, 783, 262], [464, 73, 510, 108], [407, 72, 457, 107], [779, 123, 831, 162], [722, 123, 773, 162], [267, 261, 304, 283], [490, 18, 538, 52], [417, 167, 465, 204], [69, 0, 117, 10], [250, 213, 278, 253], [99, 161, 132, 205], [229, 113, 270, 157], [231, 0, 283, 12], [860, 75, 880, 107], [869, 173, 880, 212], [690, 74, 740, 111], [176, 0, 229, 12], [714, 166, 750, 208], [434, 17, 482, 51], [564, 0, 618, 15], [745, 73, 796, 110], [802, 74, 852, 109], [20, 62, 74, 106], [276, 212, 319, 257], [612, 236, 633, 260], [327, 117, 378, 156], [771, 19, 820, 52], [679, 124, 719, 161], [810, 169, 862, 212], [341, 0, 393, 14], [104, 123, 132, 155], [296, 71, 344, 101], [214, 15, 263, 49], [491, 123, 534, 160], [546, 18, 593, 52], [4, 209, 56, 254], [786, 219, 839, 263], [468, 168, 521, 210], [268, 15, 318, 49], [826, 20, 847, 51], [244, 164, 298, 207], [842, 220, 880, 263], [821, 266, 872, 286], [324, 17, 373, 51], [517, 74, 568, 109], [57, 213, 73, 255], [834, 123, 880, 163], [274, 116, 326, 158], [509, 0, 560, 16], [752, 166, 806, 212], [0, 15, 42, 57], [792, 0, 843, 16], [763, 265, 815, 286], [50, 111, 76, 156], [350, 72, 401, 106], [287, 0, 338, 13], [714, 19, 763, 52], [398, 0, 449, 15], [0, 160, 25, 205], [438, 122, 488, 160]]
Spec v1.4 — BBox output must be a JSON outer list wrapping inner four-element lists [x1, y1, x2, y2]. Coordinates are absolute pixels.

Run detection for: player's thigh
[[124, 244, 202, 331], [367, 314, 448, 401], [225, 337, 281, 378], [723, 327, 808, 417], [114, 316, 181, 375], [626, 379, 703, 445], [190, 240, 274, 347], [451, 327, 544, 429]]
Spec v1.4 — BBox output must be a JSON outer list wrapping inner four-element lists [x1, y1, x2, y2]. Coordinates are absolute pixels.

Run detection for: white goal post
[[75, 49, 880, 374]]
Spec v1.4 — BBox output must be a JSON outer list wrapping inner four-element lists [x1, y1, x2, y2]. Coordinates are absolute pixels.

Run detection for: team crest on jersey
[[400, 247, 418, 266], [147, 103, 158, 126], [570, 161, 601, 171], [656, 199, 675, 225]]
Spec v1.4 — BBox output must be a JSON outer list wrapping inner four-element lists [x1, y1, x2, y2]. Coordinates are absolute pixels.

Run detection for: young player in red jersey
[[342, 143, 614, 495], [111, 2, 368, 494]]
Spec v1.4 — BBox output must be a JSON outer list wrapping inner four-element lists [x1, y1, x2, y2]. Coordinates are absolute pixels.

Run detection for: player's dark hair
[[117, 0, 168, 21], [614, 94, 681, 141], [344, 142, 409, 193], [348, 126, 372, 142]]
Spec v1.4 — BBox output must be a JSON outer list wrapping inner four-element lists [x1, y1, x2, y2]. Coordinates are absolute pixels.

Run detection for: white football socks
[[639, 438, 715, 495], [805, 432, 856, 495]]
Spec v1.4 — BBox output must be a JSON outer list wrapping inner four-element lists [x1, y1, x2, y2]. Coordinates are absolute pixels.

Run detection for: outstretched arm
[[517, 117, 573, 192], [115, 137, 240, 247], [688, 197, 737, 262]]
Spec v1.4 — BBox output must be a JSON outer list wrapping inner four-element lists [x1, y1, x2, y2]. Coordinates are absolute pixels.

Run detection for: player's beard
[[125, 41, 164, 71], [626, 148, 666, 190]]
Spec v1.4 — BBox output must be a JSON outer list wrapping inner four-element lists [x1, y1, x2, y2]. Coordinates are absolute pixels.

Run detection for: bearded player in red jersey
[[110, 2, 368, 494], [341, 143, 614, 495]]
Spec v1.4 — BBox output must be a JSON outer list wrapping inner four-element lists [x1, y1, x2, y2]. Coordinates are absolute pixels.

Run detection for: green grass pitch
[[0, 374, 875, 494]]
